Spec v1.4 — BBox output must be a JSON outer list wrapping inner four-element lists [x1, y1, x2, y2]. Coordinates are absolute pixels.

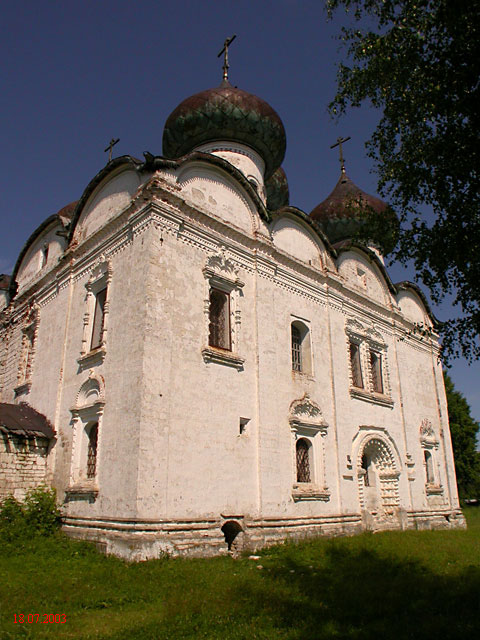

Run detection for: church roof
[[162, 81, 286, 179], [0, 402, 55, 439]]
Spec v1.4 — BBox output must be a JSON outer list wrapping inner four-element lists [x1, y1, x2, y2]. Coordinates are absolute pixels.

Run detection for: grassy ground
[[1, 509, 479, 640]]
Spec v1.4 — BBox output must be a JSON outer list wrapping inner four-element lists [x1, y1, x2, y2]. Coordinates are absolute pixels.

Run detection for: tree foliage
[[444, 372, 480, 500], [327, 0, 480, 361]]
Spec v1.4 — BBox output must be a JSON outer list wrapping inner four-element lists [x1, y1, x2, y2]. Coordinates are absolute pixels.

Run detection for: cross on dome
[[217, 34, 236, 83]]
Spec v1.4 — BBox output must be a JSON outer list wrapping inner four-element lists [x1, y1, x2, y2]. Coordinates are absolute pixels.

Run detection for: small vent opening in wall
[[221, 521, 243, 551], [239, 417, 250, 435]]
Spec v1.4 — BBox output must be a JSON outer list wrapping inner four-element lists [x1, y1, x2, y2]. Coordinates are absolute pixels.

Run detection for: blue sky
[[1, 0, 478, 426]]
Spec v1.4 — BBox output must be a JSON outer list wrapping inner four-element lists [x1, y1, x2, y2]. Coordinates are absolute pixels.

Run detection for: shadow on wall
[[233, 541, 480, 639]]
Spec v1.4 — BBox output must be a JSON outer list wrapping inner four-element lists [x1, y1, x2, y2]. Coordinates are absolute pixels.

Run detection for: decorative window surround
[[14, 304, 40, 397], [77, 346, 106, 368], [419, 418, 444, 496], [349, 387, 394, 408], [289, 394, 330, 502], [201, 347, 245, 370], [79, 258, 112, 361], [345, 318, 393, 406], [67, 372, 105, 498], [202, 249, 244, 369]]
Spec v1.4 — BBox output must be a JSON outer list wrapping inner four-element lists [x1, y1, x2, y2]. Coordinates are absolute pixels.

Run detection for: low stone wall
[[0, 432, 49, 500]]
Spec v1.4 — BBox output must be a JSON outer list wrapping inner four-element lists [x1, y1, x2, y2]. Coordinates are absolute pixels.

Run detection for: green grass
[[1, 509, 479, 639]]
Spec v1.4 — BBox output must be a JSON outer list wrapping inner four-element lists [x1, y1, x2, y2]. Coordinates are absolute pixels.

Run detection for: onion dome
[[310, 172, 398, 254], [265, 167, 289, 211], [162, 80, 286, 179]]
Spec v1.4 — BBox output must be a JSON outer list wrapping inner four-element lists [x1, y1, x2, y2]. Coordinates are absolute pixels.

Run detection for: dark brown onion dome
[[310, 172, 398, 254], [162, 81, 286, 179], [265, 166, 289, 211]]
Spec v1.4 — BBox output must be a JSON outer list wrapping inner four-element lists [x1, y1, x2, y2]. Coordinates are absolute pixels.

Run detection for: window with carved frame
[[345, 320, 391, 404], [15, 307, 39, 396], [68, 376, 105, 492], [79, 262, 112, 361], [202, 252, 245, 369]]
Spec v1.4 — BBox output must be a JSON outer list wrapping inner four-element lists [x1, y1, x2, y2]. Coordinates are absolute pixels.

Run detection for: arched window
[[296, 438, 311, 483], [424, 450, 434, 484], [291, 321, 312, 374], [86, 422, 99, 479]]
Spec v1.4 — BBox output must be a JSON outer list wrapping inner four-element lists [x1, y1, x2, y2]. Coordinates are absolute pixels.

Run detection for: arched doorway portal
[[357, 436, 400, 524]]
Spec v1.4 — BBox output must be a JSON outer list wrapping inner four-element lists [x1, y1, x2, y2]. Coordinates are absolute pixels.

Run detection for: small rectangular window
[[349, 342, 364, 389], [370, 351, 383, 393], [208, 288, 231, 350], [90, 287, 107, 350]]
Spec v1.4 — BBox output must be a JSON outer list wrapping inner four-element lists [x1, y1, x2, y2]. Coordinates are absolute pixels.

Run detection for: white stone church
[[0, 64, 465, 558]]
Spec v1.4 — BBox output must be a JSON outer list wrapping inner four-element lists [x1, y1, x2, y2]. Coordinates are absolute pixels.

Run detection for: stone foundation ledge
[[62, 509, 466, 561], [407, 508, 466, 530], [62, 513, 363, 561]]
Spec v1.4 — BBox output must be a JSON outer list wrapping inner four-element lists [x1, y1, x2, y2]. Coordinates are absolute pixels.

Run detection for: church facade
[[0, 71, 465, 558]]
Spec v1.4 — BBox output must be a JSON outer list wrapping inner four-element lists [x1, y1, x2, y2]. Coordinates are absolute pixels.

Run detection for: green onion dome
[[310, 172, 398, 254], [162, 80, 286, 180], [265, 167, 289, 211]]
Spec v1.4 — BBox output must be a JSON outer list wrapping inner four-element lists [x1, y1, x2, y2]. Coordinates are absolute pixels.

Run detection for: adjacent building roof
[[0, 403, 55, 439]]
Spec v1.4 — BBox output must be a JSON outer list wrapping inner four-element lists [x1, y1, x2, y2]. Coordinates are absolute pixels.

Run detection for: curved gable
[[396, 285, 434, 327], [271, 215, 325, 268], [15, 219, 66, 293], [73, 168, 142, 244], [177, 163, 259, 235], [337, 249, 391, 305]]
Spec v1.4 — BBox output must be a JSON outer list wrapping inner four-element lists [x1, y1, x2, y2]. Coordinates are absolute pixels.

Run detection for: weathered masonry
[[0, 60, 464, 559]]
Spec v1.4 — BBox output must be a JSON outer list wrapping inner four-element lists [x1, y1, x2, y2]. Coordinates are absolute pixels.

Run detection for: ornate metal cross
[[104, 138, 120, 162], [330, 136, 351, 173], [217, 34, 236, 82]]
